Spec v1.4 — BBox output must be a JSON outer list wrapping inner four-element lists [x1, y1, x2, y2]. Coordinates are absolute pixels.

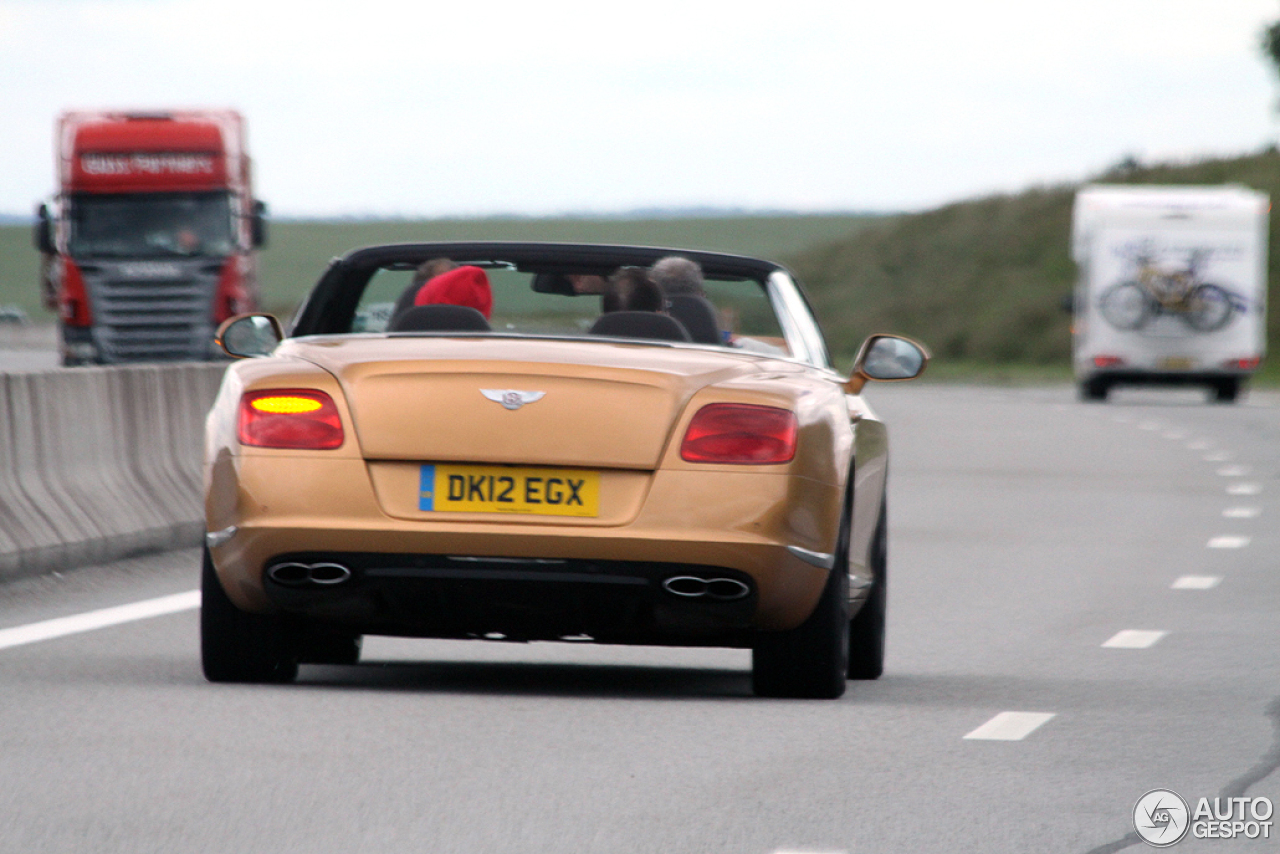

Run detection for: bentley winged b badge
[[480, 389, 547, 411]]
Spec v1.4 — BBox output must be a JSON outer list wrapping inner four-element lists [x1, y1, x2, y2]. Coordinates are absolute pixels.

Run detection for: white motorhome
[[1071, 185, 1269, 402]]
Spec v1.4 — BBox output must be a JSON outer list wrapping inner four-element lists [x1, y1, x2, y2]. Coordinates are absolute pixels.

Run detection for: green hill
[[786, 148, 1280, 368]]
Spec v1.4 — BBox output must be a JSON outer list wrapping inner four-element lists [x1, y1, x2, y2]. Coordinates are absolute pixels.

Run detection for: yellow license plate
[[1159, 357, 1195, 370], [419, 464, 600, 517]]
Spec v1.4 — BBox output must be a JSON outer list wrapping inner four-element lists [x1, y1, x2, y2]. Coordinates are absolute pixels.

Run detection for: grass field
[[0, 213, 879, 320]]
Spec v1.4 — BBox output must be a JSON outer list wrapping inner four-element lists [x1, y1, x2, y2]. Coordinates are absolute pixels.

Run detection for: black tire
[[298, 630, 362, 665], [848, 502, 887, 680], [752, 508, 850, 699], [201, 547, 300, 684], [1079, 378, 1110, 402], [1211, 378, 1240, 404]]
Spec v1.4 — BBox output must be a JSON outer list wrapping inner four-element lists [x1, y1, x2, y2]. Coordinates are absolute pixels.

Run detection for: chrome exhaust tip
[[267, 562, 353, 587], [661, 575, 751, 601], [267, 562, 314, 587], [308, 563, 353, 585], [704, 578, 751, 600]]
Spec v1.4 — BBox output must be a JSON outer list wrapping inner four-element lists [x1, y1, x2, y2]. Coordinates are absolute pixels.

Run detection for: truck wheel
[[753, 508, 850, 699], [1211, 378, 1240, 404], [201, 546, 300, 684], [848, 502, 887, 680], [1080, 378, 1110, 402]]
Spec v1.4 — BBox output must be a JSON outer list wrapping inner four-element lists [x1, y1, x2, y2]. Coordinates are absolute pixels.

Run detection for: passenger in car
[[650, 256, 706, 297], [391, 257, 457, 320], [413, 265, 493, 320], [602, 267, 664, 314], [651, 256, 723, 345]]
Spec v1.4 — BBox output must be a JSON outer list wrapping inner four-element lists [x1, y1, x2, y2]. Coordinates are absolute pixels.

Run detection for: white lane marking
[[1207, 535, 1250, 549], [1227, 483, 1262, 496], [0, 591, 200, 652], [1103, 630, 1168, 649], [1187, 440, 1212, 451], [1203, 450, 1233, 462], [1162, 431, 1187, 440], [1223, 507, 1261, 519], [964, 712, 1056, 741], [1138, 421, 1162, 431], [1172, 575, 1222, 590], [1217, 465, 1251, 477]]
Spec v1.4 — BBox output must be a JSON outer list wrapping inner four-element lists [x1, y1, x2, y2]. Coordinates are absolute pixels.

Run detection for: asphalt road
[[1, 383, 1278, 854]]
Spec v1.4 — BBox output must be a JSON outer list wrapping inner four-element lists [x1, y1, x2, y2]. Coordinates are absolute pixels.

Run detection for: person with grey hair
[[649, 256, 705, 297], [602, 266, 664, 313]]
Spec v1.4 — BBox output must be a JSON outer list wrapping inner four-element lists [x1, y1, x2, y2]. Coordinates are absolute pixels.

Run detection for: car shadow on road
[[295, 658, 758, 701]]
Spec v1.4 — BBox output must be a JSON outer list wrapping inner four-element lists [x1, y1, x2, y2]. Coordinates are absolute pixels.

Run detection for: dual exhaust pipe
[[268, 562, 749, 601], [661, 575, 751, 601], [267, 561, 353, 587]]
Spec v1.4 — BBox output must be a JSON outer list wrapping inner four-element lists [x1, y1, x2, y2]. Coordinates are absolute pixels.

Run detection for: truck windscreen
[[68, 191, 235, 258]]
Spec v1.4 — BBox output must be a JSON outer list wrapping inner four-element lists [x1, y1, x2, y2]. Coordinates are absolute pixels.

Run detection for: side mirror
[[33, 204, 55, 255], [845, 334, 929, 394], [216, 313, 282, 358], [250, 200, 268, 249]]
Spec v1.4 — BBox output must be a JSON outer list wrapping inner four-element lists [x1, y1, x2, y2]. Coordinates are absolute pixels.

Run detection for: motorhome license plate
[[418, 464, 600, 516], [1159, 357, 1195, 370]]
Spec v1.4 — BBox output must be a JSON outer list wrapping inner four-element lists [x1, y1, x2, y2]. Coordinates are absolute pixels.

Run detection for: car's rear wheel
[[752, 508, 850, 699], [847, 502, 887, 680], [201, 546, 300, 684]]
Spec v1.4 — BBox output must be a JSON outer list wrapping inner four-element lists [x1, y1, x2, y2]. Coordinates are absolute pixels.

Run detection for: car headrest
[[387, 304, 492, 333], [588, 311, 692, 342], [666, 295, 721, 345]]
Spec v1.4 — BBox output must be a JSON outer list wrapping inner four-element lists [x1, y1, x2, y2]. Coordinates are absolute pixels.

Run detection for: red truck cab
[[35, 110, 266, 365]]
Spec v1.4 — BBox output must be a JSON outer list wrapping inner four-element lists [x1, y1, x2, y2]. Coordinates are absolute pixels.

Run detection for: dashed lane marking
[[1223, 507, 1261, 519], [0, 591, 201, 652], [1203, 451, 1233, 462], [964, 712, 1056, 741], [1103, 630, 1168, 649], [1227, 483, 1262, 496], [1208, 535, 1251, 549], [1172, 576, 1222, 590], [1217, 465, 1251, 477]]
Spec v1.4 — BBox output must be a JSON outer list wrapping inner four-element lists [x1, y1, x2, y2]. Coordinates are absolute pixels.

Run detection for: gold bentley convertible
[[201, 242, 926, 698]]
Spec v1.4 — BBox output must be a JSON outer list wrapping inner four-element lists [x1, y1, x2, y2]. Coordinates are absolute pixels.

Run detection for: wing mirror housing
[[33, 203, 55, 255], [250, 200, 269, 249], [844, 334, 929, 394], [217, 313, 283, 358]]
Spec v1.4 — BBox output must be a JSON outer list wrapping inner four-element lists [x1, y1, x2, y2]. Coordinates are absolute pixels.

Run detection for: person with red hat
[[413, 265, 493, 319]]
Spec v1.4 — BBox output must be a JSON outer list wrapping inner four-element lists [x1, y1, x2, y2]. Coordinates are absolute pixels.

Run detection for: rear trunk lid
[[284, 336, 788, 469]]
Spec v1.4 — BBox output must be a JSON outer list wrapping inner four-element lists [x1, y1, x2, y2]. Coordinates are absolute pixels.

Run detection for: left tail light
[[238, 390, 344, 450], [680, 403, 798, 464]]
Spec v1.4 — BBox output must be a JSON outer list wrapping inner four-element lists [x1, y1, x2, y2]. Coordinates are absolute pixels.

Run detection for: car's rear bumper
[[258, 550, 760, 646], [206, 456, 841, 634]]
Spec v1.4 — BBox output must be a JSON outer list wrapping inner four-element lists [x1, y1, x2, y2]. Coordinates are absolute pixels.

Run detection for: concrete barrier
[[0, 362, 227, 582]]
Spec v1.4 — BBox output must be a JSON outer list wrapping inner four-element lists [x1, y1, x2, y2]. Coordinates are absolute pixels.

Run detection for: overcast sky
[[2, 0, 1278, 217]]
